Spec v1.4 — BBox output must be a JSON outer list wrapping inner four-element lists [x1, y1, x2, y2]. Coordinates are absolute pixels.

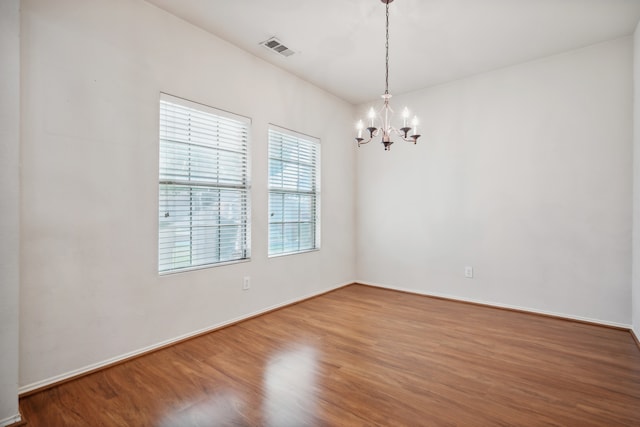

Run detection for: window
[[159, 94, 250, 273], [268, 126, 320, 256]]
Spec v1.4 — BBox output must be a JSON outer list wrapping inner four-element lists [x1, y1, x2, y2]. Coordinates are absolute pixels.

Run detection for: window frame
[[268, 125, 321, 257], [158, 93, 251, 274]]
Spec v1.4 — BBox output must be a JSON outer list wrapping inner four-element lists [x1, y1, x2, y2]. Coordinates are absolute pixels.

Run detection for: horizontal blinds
[[159, 94, 250, 273], [268, 127, 319, 256], [268, 130, 318, 192]]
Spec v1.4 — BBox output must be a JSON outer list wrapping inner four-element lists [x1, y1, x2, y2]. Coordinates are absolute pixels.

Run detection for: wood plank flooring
[[20, 284, 640, 426]]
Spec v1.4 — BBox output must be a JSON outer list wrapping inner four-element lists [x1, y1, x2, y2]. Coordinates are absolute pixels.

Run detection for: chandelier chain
[[385, 2, 389, 95]]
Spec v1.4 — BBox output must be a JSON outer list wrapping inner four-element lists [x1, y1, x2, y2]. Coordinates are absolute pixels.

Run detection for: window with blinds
[[268, 126, 320, 256], [159, 94, 250, 273]]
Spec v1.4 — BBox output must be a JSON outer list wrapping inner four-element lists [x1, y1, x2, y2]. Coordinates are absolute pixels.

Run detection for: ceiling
[[145, 0, 640, 105]]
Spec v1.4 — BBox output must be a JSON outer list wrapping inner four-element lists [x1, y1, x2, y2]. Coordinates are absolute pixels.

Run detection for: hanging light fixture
[[355, 0, 420, 151]]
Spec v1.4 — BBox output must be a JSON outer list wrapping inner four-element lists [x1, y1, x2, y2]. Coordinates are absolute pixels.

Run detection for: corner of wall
[[0, 0, 21, 424], [632, 19, 640, 338]]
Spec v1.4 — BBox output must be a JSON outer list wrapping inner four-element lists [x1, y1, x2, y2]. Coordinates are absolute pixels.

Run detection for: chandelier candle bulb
[[357, 120, 363, 139], [403, 107, 409, 127], [368, 107, 376, 127]]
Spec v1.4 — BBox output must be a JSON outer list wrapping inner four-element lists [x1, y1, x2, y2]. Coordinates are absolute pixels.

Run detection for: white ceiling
[[145, 0, 640, 105]]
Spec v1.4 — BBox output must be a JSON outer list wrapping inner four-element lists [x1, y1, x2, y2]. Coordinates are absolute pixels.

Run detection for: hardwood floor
[[20, 284, 640, 426]]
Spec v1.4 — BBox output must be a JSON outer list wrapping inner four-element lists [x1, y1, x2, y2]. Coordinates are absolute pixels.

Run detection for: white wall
[[19, 0, 356, 391], [357, 38, 633, 326], [0, 0, 21, 424], [633, 23, 640, 337]]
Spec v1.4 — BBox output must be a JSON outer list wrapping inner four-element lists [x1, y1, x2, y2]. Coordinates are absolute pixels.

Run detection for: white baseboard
[[23, 279, 625, 395], [19, 281, 353, 395], [0, 414, 21, 427], [357, 280, 632, 330]]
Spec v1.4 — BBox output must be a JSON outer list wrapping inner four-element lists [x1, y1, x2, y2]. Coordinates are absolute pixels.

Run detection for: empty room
[[2, 0, 640, 425]]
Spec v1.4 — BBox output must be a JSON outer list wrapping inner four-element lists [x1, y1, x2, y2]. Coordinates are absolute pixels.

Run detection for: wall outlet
[[243, 276, 250, 290], [464, 266, 473, 278]]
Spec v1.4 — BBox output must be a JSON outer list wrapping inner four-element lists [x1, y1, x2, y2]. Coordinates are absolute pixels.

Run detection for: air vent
[[260, 37, 295, 57]]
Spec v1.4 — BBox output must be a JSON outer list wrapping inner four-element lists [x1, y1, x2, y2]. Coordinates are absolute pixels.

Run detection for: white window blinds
[[159, 94, 250, 273], [268, 126, 320, 256]]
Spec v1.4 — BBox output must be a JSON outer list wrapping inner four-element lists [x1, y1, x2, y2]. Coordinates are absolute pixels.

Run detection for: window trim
[[158, 93, 251, 274], [267, 124, 321, 258]]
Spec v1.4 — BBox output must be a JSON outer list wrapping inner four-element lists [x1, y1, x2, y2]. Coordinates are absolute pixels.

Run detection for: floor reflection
[[264, 345, 319, 426], [158, 391, 245, 427]]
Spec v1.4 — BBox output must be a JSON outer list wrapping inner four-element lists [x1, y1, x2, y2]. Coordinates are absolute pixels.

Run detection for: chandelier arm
[[390, 127, 421, 144], [356, 137, 374, 147], [400, 135, 420, 144]]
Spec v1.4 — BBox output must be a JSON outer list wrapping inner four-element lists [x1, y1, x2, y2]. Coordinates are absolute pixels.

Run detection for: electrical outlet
[[464, 266, 473, 278], [243, 276, 250, 290]]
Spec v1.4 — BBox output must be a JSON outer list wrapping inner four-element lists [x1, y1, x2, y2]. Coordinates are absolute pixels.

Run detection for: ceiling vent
[[260, 37, 295, 57]]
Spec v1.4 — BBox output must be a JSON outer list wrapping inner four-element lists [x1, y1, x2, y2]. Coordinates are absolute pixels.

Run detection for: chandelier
[[355, 0, 420, 151]]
